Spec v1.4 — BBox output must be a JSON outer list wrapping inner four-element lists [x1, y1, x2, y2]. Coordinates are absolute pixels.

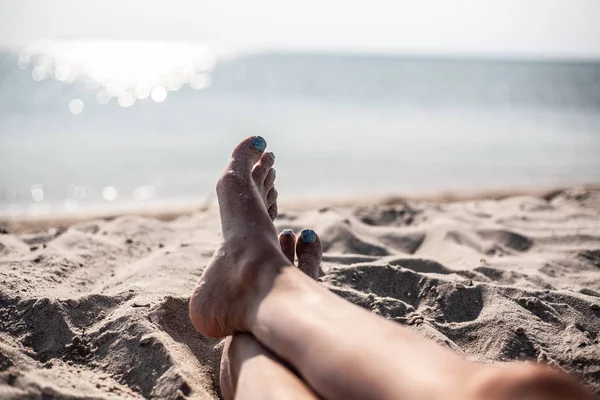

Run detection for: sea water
[[1, 42, 599, 216]]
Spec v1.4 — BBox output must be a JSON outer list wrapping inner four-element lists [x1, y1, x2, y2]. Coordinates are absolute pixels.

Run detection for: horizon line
[[1, 39, 599, 63]]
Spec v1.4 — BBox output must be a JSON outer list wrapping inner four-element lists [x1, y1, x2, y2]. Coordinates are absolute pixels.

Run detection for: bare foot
[[190, 136, 294, 337], [220, 228, 323, 400]]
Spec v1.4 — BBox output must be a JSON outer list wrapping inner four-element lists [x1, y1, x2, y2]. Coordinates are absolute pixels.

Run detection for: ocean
[[1, 42, 599, 217]]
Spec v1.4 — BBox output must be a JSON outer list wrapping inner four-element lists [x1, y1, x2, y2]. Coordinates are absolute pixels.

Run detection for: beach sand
[[1, 186, 599, 399]]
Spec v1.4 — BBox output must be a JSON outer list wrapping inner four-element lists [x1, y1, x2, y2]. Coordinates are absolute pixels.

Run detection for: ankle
[[228, 247, 291, 322]]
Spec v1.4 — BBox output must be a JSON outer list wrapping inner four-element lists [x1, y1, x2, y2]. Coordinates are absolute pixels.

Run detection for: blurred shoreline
[[2, 183, 598, 232]]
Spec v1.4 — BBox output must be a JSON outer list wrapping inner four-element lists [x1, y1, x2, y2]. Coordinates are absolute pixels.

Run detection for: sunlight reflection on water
[[17, 40, 218, 110]]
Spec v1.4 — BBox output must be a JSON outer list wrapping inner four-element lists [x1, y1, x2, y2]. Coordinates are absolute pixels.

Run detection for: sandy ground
[[1, 187, 600, 399]]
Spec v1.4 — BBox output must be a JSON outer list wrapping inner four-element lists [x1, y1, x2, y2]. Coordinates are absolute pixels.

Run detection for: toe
[[296, 229, 322, 280], [267, 188, 278, 205], [228, 136, 267, 173], [252, 152, 275, 184], [215, 135, 278, 243], [279, 229, 296, 263], [264, 168, 276, 189], [268, 203, 278, 221]]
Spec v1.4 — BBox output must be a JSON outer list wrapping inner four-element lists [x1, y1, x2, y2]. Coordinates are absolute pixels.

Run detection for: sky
[[1, 0, 600, 58]]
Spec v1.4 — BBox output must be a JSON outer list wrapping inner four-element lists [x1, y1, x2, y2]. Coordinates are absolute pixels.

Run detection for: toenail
[[251, 136, 267, 152], [271, 168, 276, 175], [282, 229, 294, 235], [268, 152, 275, 160], [301, 229, 317, 243]]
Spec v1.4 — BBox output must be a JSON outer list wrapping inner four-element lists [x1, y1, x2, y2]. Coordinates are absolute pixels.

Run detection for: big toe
[[215, 136, 278, 242], [296, 229, 322, 280], [228, 136, 267, 173]]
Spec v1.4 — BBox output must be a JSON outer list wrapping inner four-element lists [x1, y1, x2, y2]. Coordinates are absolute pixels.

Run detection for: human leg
[[191, 136, 592, 400], [219, 229, 322, 400]]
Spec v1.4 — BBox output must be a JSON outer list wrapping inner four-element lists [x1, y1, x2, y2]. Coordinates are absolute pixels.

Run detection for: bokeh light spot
[[32, 66, 48, 81], [102, 186, 118, 201], [190, 73, 212, 90], [117, 92, 136, 108], [151, 86, 167, 102], [30, 184, 44, 202], [69, 99, 84, 114], [96, 90, 111, 104], [68, 184, 87, 199], [135, 85, 151, 99], [18, 50, 31, 64], [54, 65, 71, 82], [132, 185, 156, 201]]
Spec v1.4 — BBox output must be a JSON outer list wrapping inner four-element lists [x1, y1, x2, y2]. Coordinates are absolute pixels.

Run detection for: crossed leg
[[219, 229, 322, 400], [191, 137, 593, 400]]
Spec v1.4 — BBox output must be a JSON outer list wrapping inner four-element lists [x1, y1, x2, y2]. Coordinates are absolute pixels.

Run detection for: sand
[[1, 186, 600, 399]]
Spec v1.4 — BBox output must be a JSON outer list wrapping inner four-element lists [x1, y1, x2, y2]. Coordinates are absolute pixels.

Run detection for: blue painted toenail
[[301, 229, 317, 243], [251, 136, 266, 152], [268, 152, 275, 160], [282, 229, 294, 235]]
